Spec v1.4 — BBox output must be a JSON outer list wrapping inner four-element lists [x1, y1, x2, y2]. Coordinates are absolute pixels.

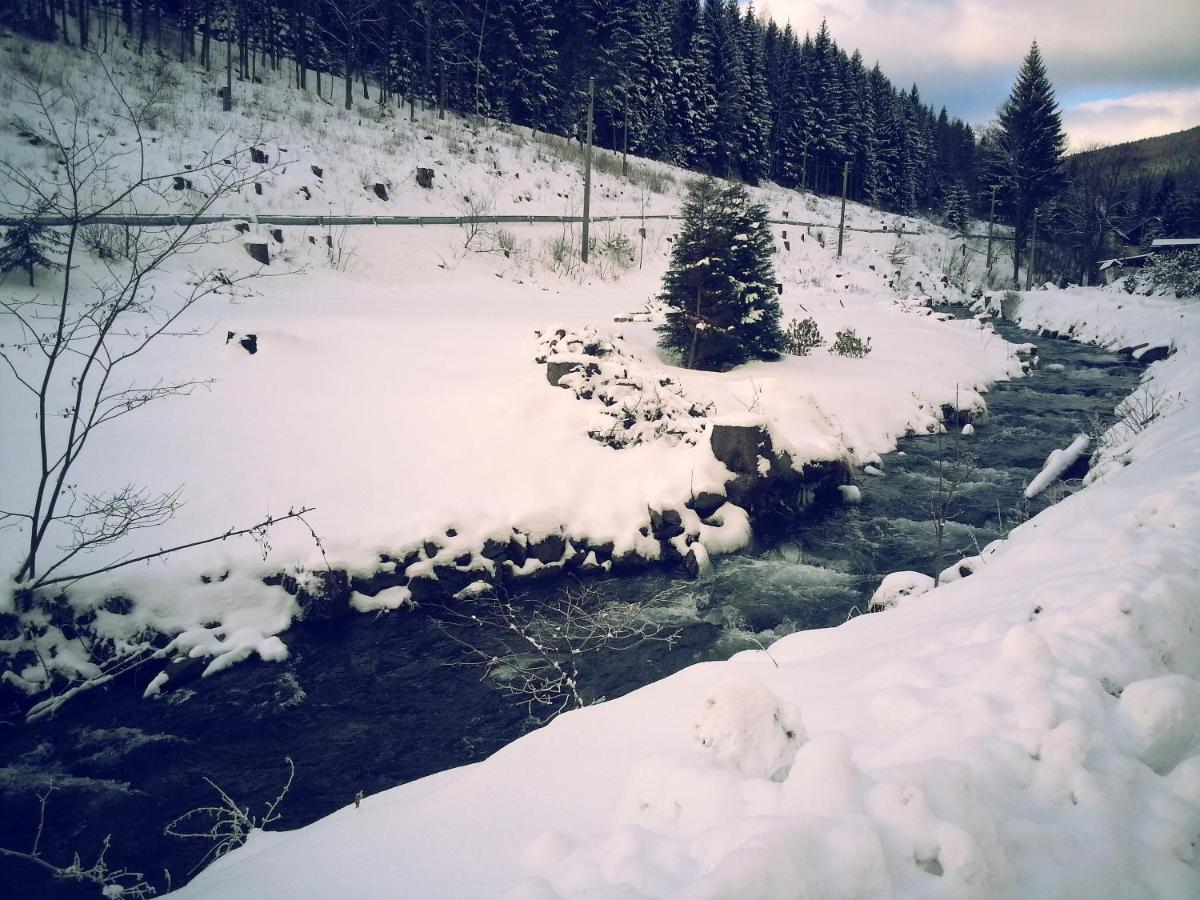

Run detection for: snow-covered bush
[[831, 327, 873, 358], [782, 316, 824, 356], [1129, 250, 1200, 298]]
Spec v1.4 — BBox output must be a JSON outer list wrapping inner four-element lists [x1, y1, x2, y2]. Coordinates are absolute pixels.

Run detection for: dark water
[[0, 317, 1145, 898]]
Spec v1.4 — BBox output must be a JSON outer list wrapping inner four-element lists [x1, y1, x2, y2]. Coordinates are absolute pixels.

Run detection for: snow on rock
[[1024, 433, 1090, 498], [1118, 675, 1200, 773], [870, 571, 935, 610], [692, 676, 807, 781], [962, 423, 975, 436], [838, 484, 862, 504]]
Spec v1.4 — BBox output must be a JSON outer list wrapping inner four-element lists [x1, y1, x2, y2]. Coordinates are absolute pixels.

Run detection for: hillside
[[1070, 125, 1200, 182]]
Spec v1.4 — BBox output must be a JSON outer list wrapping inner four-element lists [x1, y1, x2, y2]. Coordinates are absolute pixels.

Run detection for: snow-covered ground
[[1, 35, 1018, 693], [172, 286, 1200, 898]]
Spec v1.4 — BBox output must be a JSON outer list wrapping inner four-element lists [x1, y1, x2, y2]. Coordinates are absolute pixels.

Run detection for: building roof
[[1150, 238, 1200, 249]]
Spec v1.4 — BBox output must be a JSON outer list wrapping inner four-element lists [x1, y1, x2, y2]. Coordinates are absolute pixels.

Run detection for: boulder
[[373, 182, 389, 201], [284, 569, 352, 622], [648, 508, 685, 540], [250, 147, 269, 164], [481, 538, 509, 561], [689, 491, 726, 519], [415, 167, 435, 189], [528, 533, 566, 565], [711, 423, 772, 475], [245, 242, 270, 266], [546, 360, 599, 387], [683, 542, 712, 579]]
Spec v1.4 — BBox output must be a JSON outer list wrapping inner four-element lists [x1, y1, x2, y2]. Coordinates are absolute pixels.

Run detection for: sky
[[754, 0, 1200, 150]]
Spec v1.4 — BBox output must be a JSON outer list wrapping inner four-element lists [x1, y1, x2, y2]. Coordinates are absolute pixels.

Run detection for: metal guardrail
[[0, 211, 1011, 240]]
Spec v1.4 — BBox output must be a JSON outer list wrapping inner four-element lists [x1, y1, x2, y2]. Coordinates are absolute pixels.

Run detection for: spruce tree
[[0, 217, 62, 286], [994, 41, 1066, 283], [657, 178, 783, 371]]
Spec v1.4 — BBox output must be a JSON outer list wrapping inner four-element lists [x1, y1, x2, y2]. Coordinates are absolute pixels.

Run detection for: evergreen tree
[[657, 178, 783, 371], [943, 181, 972, 233], [993, 41, 1066, 283], [0, 217, 62, 286]]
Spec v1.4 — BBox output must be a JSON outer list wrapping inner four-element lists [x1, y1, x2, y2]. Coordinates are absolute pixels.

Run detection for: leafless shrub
[[437, 582, 681, 723], [165, 758, 295, 874]]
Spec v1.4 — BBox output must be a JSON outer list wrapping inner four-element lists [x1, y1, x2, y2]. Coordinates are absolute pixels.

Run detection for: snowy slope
[[172, 287, 1200, 898]]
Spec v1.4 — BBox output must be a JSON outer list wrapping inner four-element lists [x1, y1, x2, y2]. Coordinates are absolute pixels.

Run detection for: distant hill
[[1070, 126, 1200, 183]]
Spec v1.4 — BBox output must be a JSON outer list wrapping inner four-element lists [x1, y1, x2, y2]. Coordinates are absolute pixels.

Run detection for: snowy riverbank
[[173, 286, 1200, 899]]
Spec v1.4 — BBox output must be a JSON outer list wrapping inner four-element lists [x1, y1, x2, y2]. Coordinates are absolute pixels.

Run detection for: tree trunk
[[344, 54, 353, 110], [688, 288, 702, 370]]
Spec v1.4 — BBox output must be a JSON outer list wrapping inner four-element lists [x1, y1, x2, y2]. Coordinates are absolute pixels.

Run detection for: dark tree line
[[5, 0, 981, 218]]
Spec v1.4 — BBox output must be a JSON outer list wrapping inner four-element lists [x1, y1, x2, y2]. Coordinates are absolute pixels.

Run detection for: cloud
[[1062, 89, 1200, 150], [756, 0, 1200, 133]]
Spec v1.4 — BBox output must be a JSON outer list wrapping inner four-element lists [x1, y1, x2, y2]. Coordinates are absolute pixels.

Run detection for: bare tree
[[0, 61, 311, 595], [319, 0, 381, 111], [437, 582, 682, 723]]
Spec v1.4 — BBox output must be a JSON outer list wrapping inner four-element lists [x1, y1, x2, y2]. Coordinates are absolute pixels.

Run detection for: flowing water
[[0, 317, 1146, 898]]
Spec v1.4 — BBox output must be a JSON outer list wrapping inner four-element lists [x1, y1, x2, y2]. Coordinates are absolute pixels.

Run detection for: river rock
[[689, 491, 726, 518], [159, 654, 208, 691], [649, 508, 685, 540], [1136, 345, 1172, 364], [350, 568, 408, 597], [481, 538, 509, 561], [684, 542, 712, 579], [286, 569, 352, 622], [529, 533, 566, 564], [711, 424, 773, 475]]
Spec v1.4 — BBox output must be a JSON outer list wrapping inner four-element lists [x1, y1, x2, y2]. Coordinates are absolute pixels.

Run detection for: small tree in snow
[[656, 178, 783, 371], [0, 214, 62, 286]]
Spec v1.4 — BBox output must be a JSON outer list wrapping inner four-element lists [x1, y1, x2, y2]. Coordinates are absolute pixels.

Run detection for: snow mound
[[870, 571, 935, 610], [1118, 675, 1200, 774], [693, 676, 807, 781]]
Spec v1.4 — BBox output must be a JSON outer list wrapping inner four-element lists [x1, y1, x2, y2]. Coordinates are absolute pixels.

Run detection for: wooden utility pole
[[836, 161, 850, 258], [621, 94, 629, 178], [985, 185, 997, 273], [223, 38, 233, 111], [1025, 207, 1039, 291], [581, 77, 595, 264]]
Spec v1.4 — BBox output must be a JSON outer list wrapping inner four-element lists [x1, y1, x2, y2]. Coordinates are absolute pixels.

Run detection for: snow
[[1024, 434, 1090, 498], [172, 284, 1200, 899]]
